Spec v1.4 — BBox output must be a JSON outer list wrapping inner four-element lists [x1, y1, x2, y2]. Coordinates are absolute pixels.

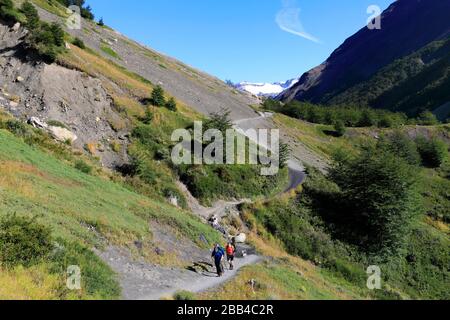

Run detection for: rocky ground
[[96, 244, 260, 300], [0, 23, 129, 168], [35, 7, 260, 122]]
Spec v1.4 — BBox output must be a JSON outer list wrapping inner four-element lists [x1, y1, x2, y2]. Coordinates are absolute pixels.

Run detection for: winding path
[[140, 254, 262, 300], [104, 114, 307, 301], [233, 113, 307, 193]]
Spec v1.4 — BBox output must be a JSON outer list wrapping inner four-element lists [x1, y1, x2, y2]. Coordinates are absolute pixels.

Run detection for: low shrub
[[173, 290, 196, 300], [72, 37, 86, 49], [0, 215, 53, 268], [416, 136, 448, 168], [4, 120, 30, 137], [50, 240, 121, 299], [74, 160, 93, 174]]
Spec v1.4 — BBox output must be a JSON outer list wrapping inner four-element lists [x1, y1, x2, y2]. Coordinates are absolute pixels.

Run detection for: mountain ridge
[[279, 0, 450, 113]]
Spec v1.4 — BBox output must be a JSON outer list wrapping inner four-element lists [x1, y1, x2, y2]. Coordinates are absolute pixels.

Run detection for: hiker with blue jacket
[[211, 244, 225, 277]]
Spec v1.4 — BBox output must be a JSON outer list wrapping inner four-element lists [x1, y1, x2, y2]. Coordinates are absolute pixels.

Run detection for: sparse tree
[[0, 0, 15, 20], [204, 109, 233, 133], [72, 37, 86, 49], [416, 136, 448, 168], [166, 97, 177, 111], [151, 85, 166, 107], [378, 131, 421, 166], [279, 142, 291, 169], [330, 145, 420, 256], [142, 107, 154, 124], [21, 1, 39, 30], [417, 111, 439, 126], [334, 120, 346, 137]]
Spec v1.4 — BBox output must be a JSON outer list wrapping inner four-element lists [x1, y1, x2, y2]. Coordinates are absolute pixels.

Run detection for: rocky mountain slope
[[2, 0, 447, 301], [0, 23, 129, 168], [0, 0, 331, 300], [279, 0, 450, 116], [34, 5, 260, 122]]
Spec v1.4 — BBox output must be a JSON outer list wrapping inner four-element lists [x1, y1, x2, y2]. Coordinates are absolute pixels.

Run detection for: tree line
[[263, 98, 441, 129]]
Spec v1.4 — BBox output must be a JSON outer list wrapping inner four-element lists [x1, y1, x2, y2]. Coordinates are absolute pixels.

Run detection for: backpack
[[226, 244, 235, 256], [214, 247, 225, 260]]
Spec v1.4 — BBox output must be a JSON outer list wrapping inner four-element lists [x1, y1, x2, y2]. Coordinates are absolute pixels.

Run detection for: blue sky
[[88, 0, 394, 83]]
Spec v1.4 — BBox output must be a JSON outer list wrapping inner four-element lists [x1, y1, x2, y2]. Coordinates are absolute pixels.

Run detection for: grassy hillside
[[241, 113, 450, 300], [0, 112, 223, 299], [1, 0, 448, 301]]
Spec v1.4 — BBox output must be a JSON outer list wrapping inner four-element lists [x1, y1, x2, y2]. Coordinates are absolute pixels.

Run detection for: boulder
[[169, 196, 179, 207], [16, 76, 24, 83], [9, 101, 18, 108], [234, 233, 247, 243], [12, 23, 20, 32], [28, 117, 48, 129], [48, 126, 78, 142]]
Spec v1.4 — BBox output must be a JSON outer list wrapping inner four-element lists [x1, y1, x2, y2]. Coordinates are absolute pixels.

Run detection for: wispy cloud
[[275, 0, 321, 43]]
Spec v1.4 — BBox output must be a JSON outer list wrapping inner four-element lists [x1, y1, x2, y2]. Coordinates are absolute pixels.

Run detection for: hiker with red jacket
[[226, 241, 236, 270], [211, 244, 225, 277]]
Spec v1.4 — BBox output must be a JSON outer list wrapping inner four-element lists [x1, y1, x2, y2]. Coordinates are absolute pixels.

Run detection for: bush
[[151, 85, 166, 107], [417, 111, 439, 126], [20, 1, 39, 30], [325, 258, 366, 285], [0, 0, 23, 22], [4, 120, 29, 137], [204, 109, 233, 133], [262, 98, 282, 112], [173, 290, 196, 300], [50, 240, 121, 299], [279, 142, 291, 169], [1, 0, 65, 62], [330, 145, 421, 256], [165, 97, 177, 111], [75, 160, 93, 174], [72, 37, 86, 49], [378, 131, 421, 166], [358, 109, 378, 127], [0, 215, 53, 268], [141, 108, 154, 124], [416, 136, 448, 168], [25, 21, 66, 62], [334, 120, 346, 137], [378, 114, 395, 128]]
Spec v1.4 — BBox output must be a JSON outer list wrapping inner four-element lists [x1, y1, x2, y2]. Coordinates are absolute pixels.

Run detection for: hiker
[[226, 241, 236, 270], [211, 244, 225, 277]]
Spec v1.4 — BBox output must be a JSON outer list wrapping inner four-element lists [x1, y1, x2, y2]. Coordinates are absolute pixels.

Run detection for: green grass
[[100, 44, 121, 60], [0, 129, 220, 248], [47, 120, 69, 129], [29, 0, 70, 18], [420, 167, 450, 223], [246, 163, 449, 300], [178, 164, 288, 206], [199, 260, 366, 300]]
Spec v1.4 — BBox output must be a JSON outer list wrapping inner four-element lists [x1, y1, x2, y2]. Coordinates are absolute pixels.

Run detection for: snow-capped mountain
[[233, 78, 299, 97]]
